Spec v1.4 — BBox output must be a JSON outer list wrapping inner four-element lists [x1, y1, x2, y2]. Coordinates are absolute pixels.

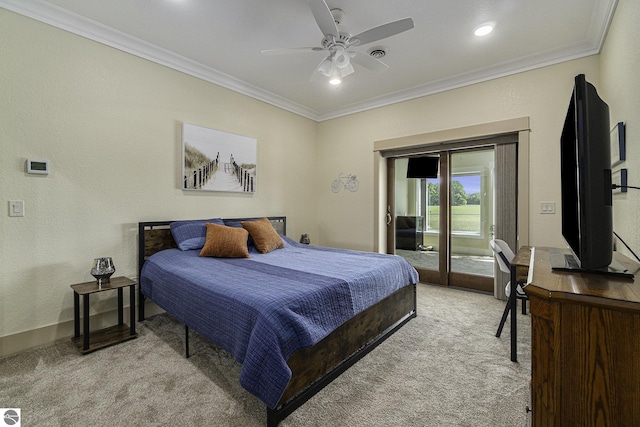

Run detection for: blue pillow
[[170, 218, 224, 250]]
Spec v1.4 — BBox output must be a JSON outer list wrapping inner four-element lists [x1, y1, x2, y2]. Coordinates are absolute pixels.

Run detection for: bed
[[138, 216, 418, 426]]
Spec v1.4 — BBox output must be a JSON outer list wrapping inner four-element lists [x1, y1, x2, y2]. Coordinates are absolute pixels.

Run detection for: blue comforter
[[140, 236, 418, 408]]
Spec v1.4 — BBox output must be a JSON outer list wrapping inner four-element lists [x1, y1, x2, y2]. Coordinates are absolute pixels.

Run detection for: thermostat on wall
[[26, 159, 49, 175]]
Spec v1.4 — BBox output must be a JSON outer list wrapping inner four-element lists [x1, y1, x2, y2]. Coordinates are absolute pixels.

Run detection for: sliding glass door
[[393, 157, 440, 283], [391, 147, 495, 292], [449, 150, 495, 282]]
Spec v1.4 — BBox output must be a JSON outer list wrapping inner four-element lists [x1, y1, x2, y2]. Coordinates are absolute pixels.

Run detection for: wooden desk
[[519, 247, 640, 427], [511, 247, 533, 282]]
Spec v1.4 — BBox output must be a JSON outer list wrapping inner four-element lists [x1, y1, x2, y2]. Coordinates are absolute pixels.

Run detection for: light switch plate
[[9, 200, 24, 217]]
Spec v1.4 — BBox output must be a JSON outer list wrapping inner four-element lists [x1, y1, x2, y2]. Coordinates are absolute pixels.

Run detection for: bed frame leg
[[266, 408, 280, 427], [138, 290, 146, 321], [185, 325, 190, 358]]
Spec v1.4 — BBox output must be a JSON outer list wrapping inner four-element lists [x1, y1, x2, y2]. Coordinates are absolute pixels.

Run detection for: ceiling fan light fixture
[[334, 48, 350, 69], [329, 67, 342, 85], [318, 57, 333, 77], [339, 62, 354, 77], [264, 0, 415, 86]]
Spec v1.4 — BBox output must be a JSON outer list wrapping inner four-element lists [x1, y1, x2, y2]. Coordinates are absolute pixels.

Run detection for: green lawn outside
[[427, 205, 480, 232]]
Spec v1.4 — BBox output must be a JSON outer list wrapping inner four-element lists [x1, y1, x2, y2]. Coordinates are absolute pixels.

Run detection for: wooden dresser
[[516, 247, 640, 426]]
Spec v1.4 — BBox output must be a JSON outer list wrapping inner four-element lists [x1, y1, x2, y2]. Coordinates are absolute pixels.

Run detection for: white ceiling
[[1, 0, 617, 121]]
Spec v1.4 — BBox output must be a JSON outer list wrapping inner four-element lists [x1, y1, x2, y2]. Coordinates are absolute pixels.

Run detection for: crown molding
[[0, 0, 319, 120], [1, 0, 616, 123], [316, 40, 601, 121]]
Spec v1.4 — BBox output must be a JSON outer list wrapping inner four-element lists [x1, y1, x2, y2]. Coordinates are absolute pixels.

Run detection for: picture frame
[[182, 123, 257, 193], [610, 122, 626, 166], [612, 168, 627, 194]]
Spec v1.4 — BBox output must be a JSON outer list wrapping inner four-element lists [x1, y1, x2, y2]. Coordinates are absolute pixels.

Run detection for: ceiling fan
[[261, 0, 414, 85]]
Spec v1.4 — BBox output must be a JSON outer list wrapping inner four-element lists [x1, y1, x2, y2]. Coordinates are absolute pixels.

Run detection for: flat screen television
[[406, 156, 438, 179], [553, 74, 618, 273]]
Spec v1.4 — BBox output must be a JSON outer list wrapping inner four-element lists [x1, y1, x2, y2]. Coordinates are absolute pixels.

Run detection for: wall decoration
[[610, 122, 626, 166], [182, 123, 257, 193], [331, 173, 359, 193]]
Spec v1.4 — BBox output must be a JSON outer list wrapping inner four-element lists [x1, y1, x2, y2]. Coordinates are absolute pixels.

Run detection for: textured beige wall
[[0, 9, 318, 348], [317, 57, 601, 250], [600, 0, 640, 261]]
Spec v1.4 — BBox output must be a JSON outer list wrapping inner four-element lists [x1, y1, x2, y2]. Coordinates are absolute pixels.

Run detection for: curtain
[[494, 142, 518, 299]]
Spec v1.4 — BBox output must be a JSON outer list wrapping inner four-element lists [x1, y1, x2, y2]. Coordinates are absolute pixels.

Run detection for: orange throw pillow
[[241, 217, 284, 254], [199, 223, 250, 258]]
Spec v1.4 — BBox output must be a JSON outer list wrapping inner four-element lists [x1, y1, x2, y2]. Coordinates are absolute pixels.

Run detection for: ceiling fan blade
[[261, 47, 324, 55], [350, 51, 389, 73], [351, 17, 414, 45], [309, 0, 339, 37]]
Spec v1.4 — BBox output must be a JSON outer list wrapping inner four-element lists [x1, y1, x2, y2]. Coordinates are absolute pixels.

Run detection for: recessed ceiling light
[[474, 24, 494, 37]]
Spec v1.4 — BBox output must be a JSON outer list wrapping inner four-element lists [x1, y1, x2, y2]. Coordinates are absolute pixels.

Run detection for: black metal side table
[[71, 276, 137, 354]]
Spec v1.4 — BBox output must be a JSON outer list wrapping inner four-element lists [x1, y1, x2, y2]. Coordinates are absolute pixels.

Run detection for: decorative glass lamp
[[91, 257, 115, 285]]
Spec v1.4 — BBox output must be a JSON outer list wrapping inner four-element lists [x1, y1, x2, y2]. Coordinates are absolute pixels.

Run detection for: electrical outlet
[[540, 201, 555, 214]]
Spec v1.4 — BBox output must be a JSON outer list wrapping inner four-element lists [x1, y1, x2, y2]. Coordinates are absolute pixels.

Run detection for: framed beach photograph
[[610, 121, 626, 166], [182, 123, 257, 193]]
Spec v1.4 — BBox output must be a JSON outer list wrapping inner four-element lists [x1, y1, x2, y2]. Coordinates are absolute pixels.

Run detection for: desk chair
[[490, 239, 529, 361]]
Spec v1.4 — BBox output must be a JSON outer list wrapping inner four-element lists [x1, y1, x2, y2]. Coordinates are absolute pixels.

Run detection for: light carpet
[[0, 283, 531, 426]]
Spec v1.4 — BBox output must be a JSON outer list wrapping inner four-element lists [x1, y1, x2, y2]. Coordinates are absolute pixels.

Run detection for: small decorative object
[[331, 173, 359, 193], [91, 257, 115, 285], [300, 234, 310, 244], [610, 122, 626, 166]]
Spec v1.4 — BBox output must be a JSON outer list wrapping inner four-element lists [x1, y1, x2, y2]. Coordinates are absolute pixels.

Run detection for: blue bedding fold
[[140, 236, 418, 408]]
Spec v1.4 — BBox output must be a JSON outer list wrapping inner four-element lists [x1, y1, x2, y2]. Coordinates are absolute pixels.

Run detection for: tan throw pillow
[[199, 223, 250, 258], [241, 217, 284, 254]]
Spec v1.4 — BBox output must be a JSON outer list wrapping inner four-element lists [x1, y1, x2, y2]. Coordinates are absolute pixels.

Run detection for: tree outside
[[426, 179, 481, 233], [428, 180, 480, 206]]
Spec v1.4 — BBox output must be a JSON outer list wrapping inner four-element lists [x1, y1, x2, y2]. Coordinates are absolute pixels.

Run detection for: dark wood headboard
[[137, 216, 286, 276]]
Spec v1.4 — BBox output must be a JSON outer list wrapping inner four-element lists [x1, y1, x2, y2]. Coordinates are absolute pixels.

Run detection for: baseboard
[[0, 301, 164, 358]]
